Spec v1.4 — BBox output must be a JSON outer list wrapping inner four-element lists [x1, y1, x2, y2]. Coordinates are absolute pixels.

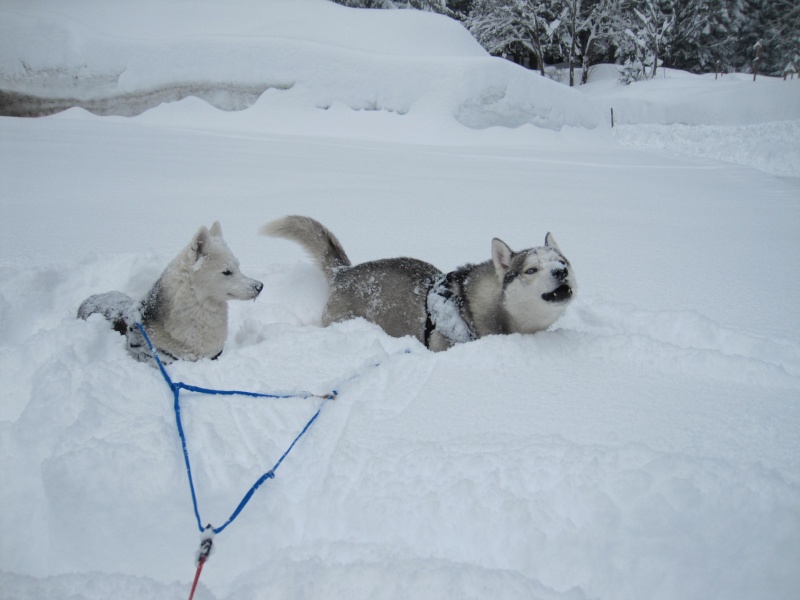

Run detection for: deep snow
[[1, 1, 799, 599]]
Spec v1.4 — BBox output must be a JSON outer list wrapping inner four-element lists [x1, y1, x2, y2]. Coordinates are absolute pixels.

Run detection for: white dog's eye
[[222, 269, 233, 276], [525, 268, 539, 275]]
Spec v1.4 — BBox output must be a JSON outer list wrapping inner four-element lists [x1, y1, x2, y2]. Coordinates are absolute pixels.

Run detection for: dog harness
[[126, 323, 222, 365], [424, 270, 477, 348]]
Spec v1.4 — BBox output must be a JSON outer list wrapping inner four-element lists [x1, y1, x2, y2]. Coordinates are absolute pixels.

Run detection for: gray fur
[[261, 215, 350, 282], [78, 221, 263, 365], [263, 215, 576, 351]]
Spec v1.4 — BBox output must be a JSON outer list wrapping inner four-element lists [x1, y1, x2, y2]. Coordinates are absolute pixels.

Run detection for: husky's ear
[[188, 225, 211, 262], [209, 221, 223, 238], [545, 232, 561, 252], [492, 238, 513, 278]]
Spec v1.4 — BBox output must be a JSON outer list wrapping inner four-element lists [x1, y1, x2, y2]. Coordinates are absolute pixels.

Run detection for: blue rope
[[134, 323, 335, 535]]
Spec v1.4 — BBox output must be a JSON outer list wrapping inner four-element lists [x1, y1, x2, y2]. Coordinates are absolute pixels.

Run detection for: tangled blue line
[[134, 323, 336, 535]]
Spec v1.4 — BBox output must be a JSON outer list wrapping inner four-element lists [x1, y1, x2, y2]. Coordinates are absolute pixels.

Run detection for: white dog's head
[[181, 221, 263, 304], [491, 233, 576, 333]]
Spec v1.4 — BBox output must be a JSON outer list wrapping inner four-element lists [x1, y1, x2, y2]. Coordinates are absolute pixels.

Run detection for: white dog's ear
[[188, 225, 211, 262], [492, 238, 513, 278], [545, 232, 561, 251], [209, 221, 223, 238]]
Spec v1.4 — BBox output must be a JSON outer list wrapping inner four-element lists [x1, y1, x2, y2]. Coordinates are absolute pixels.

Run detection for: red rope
[[189, 529, 213, 600], [188, 556, 207, 600]]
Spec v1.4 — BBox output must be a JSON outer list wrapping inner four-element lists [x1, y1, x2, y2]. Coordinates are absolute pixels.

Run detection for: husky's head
[[491, 233, 576, 333], [180, 221, 263, 304]]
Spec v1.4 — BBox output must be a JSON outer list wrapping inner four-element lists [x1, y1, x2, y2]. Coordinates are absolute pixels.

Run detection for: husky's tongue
[[542, 284, 572, 303]]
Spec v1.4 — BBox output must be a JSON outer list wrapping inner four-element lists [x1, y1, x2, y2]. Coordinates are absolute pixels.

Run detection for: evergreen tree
[[447, 0, 475, 19], [732, 0, 800, 75], [666, 0, 734, 73]]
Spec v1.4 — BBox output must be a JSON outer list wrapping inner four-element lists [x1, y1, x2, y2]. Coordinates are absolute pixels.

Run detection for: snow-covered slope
[[0, 0, 597, 129], [1, 2, 799, 600]]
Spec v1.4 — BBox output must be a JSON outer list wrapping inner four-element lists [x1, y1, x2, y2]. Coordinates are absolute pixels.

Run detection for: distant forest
[[332, 1, 800, 84]]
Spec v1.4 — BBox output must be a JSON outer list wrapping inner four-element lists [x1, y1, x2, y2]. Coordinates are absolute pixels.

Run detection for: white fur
[[79, 222, 262, 364], [497, 240, 576, 334], [134, 222, 263, 361]]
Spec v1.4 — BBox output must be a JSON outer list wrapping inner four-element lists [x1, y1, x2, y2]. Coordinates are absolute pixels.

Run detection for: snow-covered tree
[[613, 0, 674, 78], [658, 0, 725, 72], [730, 0, 800, 75], [556, 0, 583, 85], [330, 0, 465, 17], [447, 0, 476, 18], [552, 0, 622, 85], [331, 0, 397, 8], [333, 0, 799, 77], [403, 0, 453, 13], [467, 0, 561, 75]]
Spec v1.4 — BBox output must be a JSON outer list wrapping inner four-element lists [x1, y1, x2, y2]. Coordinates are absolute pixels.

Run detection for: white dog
[[78, 222, 262, 364]]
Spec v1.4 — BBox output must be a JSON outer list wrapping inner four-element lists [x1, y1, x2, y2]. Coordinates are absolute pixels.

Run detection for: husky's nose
[[552, 266, 568, 281], [253, 281, 264, 295]]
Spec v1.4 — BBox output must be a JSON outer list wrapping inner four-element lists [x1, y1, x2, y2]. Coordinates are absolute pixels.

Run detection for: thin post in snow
[[611, 108, 614, 128], [753, 40, 762, 82]]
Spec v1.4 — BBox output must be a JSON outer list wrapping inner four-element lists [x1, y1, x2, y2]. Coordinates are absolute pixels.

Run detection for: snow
[[1, 1, 799, 599]]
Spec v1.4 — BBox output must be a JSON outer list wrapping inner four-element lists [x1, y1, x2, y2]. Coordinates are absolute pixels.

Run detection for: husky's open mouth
[[542, 284, 572, 303]]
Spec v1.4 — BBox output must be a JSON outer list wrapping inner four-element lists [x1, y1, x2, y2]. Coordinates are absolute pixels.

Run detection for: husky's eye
[[525, 267, 539, 275], [222, 269, 233, 276]]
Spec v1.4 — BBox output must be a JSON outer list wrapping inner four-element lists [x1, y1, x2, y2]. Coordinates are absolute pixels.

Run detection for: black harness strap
[[127, 323, 220, 363], [423, 284, 436, 349]]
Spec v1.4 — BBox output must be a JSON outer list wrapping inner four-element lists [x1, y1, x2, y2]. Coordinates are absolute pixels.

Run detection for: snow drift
[[0, 0, 597, 130]]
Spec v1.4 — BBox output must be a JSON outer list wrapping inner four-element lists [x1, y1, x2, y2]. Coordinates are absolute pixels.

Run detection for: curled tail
[[261, 215, 351, 281], [77, 291, 134, 335]]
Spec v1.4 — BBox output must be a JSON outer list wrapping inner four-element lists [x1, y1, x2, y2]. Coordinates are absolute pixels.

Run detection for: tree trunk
[[580, 51, 590, 84], [568, 2, 578, 86], [531, 12, 546, 76], [651, 40, 659, 78], [580, 36, 595, 85]]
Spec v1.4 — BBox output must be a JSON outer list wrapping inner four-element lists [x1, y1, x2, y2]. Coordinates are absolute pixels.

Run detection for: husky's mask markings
[[78, 222, 263, 365], [263, 215, 575, 351]]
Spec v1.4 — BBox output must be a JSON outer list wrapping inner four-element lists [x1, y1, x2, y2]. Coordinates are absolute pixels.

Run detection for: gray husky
[[78, 221, 263, 364], [262, 215, 575, 351]]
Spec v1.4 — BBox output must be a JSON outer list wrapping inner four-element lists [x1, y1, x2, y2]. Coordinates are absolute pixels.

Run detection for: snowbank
[[0, 0, 597, 130]]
